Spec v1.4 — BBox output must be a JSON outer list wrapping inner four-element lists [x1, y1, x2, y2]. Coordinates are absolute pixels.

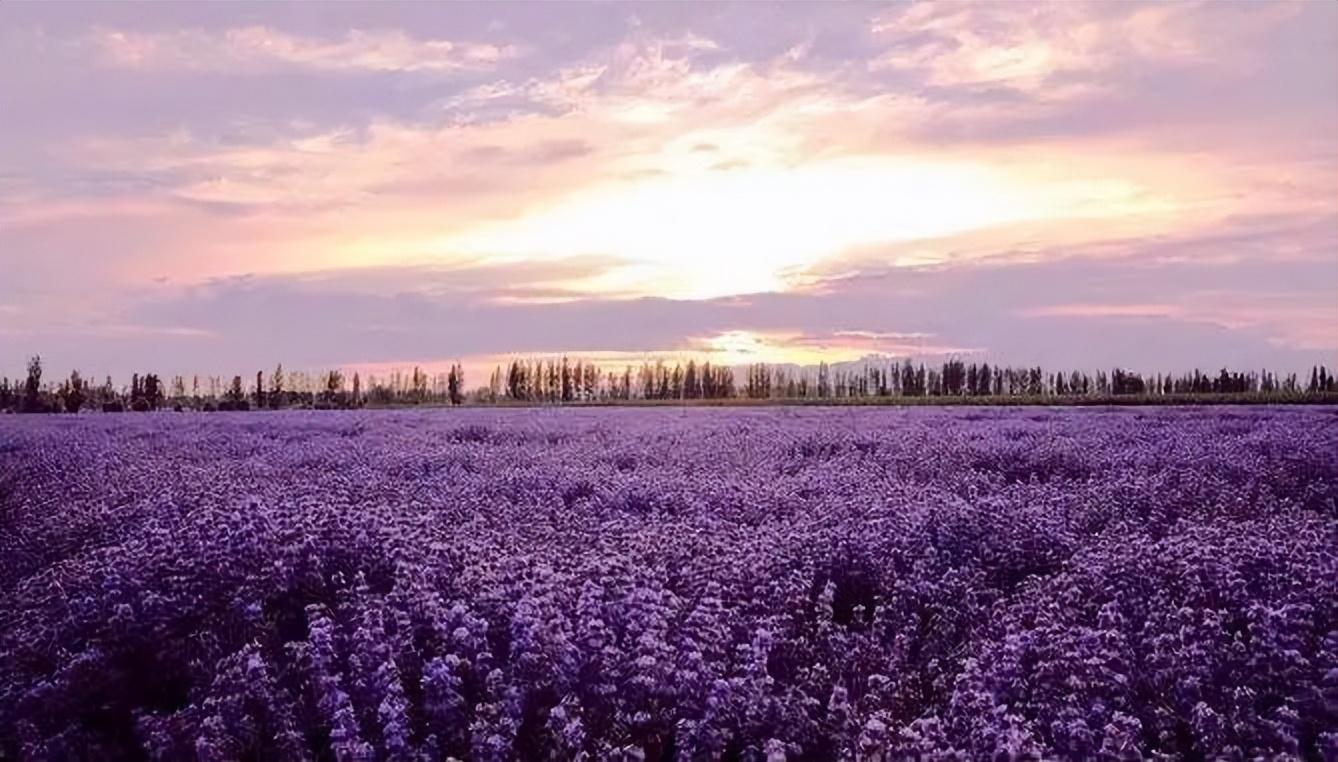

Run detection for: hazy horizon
[[8, 352, 1335, 398], [3, 1, 1336, 380]]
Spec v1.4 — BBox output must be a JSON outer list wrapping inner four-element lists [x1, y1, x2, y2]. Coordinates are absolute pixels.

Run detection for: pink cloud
[[92, 27, 517, 74], [1021, 304, 1180, 319], [868, 1, 1299, 96]]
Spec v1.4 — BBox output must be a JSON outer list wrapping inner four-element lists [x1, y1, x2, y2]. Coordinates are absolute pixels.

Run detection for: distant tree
[[1027, 367, 1042, 396], [718, 365, 736, 398], [144, 374, 164, 410], [411, 366, 427, 403], [269, 364, 284, 409], [131, 380, 148, 410], [636, 363, 652, 399], [657, 361, 670, 400], [224, 375, 247, 410], [582, 362, 598, 400], [323, 370, 345, 407], [447, 364, 464, 405], [942, 358, 966, 396], [98, 376, 122, 412], [21, 355, 44, 412], [505, 361, 521, 401], [59, 370, 87, 413], [746, 363, 772, 399], [546, 361, 560, 403]]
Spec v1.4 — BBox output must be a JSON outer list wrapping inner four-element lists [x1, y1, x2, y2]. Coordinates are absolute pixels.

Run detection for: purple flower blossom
[[1, 406, 1335, 758]]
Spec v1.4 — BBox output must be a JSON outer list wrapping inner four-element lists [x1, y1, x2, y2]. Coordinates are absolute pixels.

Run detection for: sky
[[2, 1, 1336, 382]]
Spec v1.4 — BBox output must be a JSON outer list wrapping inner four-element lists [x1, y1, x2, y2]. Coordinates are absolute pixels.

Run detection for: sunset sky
[[2, 1, 1335, 381]]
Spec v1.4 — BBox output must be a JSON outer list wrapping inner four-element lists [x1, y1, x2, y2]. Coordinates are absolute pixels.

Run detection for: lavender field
[[2, 407, 1337, 761]]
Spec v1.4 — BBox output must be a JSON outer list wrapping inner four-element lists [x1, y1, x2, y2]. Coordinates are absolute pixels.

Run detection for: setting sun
[[440, 155, 1166, 299]]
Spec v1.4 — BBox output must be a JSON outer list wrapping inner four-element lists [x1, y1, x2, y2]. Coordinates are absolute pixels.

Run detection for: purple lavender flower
[[0, 406, 1334, 758]]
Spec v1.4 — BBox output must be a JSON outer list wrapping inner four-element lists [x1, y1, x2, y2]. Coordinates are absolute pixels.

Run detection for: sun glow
[[440, 156, 1165, 299], [412, 329, 980, 384]]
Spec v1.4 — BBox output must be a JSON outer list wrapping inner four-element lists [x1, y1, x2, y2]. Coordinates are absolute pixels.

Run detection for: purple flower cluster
[[2, 407, 1336, 760]]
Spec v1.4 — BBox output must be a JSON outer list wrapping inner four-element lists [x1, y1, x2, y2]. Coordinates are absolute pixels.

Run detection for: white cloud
[[868, 1, 1298, 95], [92, 26, 517, 74]]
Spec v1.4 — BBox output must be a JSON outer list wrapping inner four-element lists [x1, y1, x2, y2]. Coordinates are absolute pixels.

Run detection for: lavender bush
[[2, 407, 1336, 760]]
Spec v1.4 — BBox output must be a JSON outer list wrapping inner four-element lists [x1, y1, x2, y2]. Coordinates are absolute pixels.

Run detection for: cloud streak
[[92, 26, 517, 74]]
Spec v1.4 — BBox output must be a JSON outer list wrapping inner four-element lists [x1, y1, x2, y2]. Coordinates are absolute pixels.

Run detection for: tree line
[[475, 357, 1337, 403], [0, 357, 464, 413], [6, 354, 1334, 414], [5, 352, 1332, 411]]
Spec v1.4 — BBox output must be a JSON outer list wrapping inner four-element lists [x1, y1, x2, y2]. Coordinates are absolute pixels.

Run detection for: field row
[[2, 407, 1336, 759]]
